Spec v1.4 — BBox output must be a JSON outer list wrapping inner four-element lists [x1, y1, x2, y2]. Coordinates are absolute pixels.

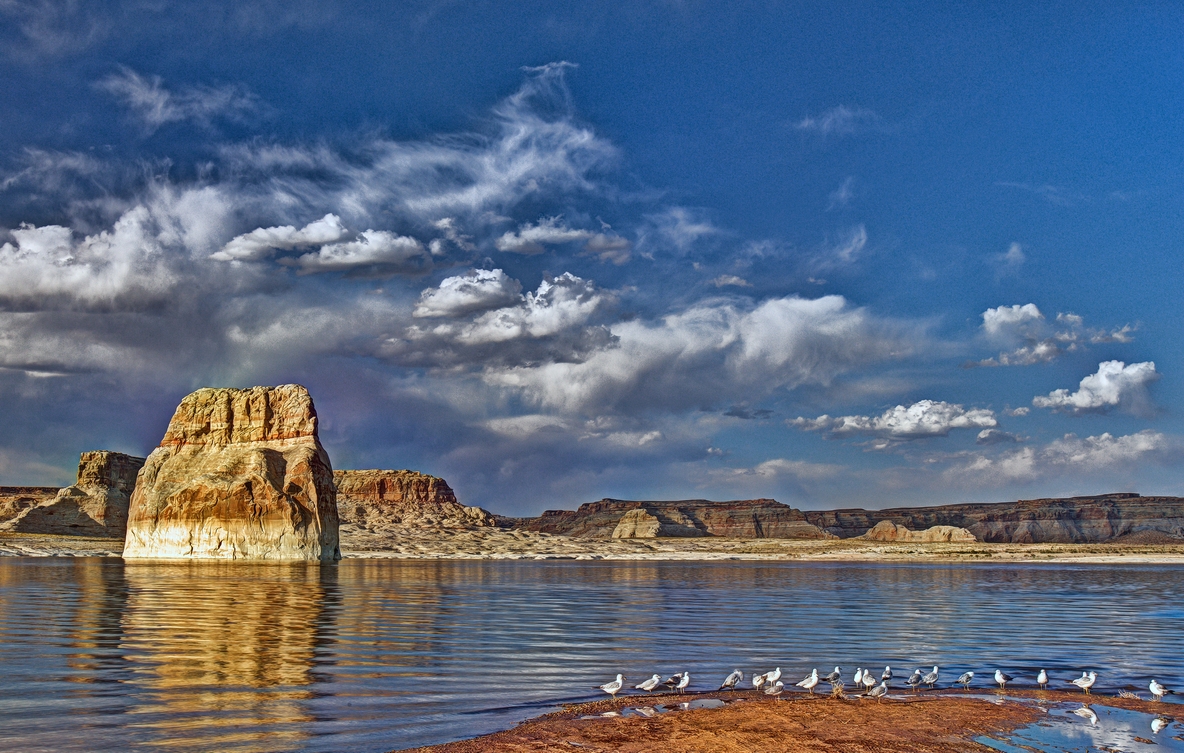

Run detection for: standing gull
[[881, 666, 892, 686], [1071, 671, 1097, 695], [823, 667, 842, 684], [796, 668, 820, 694], [597, 674, 626, 700], [956, 671, 974, 690], [1036, 669, 1048, 690], [853, 668, 864, 688], [675, 672, 691, 694], [752, 672, 768, 691], [1150, 679, 1169, 701], [922, 666, 939, 689], [867, 681, 889, 701], [719, 670, 743, 692], [862, 670, 877, 694], [906, 669, 922, 692], [663, 672, 685, 691], [635, 674, 661, 693], [766, 667, 782, 686], [764, 680, 785, 700], [994, 670, 1013, 690]]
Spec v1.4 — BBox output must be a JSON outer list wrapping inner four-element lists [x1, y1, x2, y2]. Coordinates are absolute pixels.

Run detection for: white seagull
[[881, 666, 893, 685], [823, 667, 842, 683], [956, 671, 974, 690], [675, 672, 691, 694], [862, 670, 877, 693], [1036, 669, 1048, 690], [766, 667, 782, 685], [597, 674, 626, 699], [1150, 679, 1169, 701], [719, 669, 743, 691], [922, 666, 939, 689], [994, 670, 1013, 690], [867, 681, 889, 701], [796, 668, 820, 694], [752, 672, 768, 690], [853, 668, 864, 687], [764, 680, 785, 700], [635, 674, 661, 692], [663, 672, 685, 691], [1071, 671, 1097, 695], [906, 669, 923, 692]]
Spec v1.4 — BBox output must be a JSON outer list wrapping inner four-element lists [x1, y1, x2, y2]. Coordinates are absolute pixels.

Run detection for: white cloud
[[982, 303, 1044, 336], [791, 399, 997, 446], [975, 303, 1135, 367], [827, 176, 855, 210], [413, 269, 523, 318], [796, 105, 880, 135], [211, 213, 349, 261], [97, 67, 259, 131], [486, 294, 915, 416], [711, 275, 751, 288], [832, 224, 867, 264], [638, 207, 719, 255], [999, 242, 1025, 266], [1033, 360, 1159, 415], [952, 430, 1179, 483], [495, 216, 630, 263], [976, 429, 1020, 445], [721, 458, 843, 481], [289, 230, 426, 274]]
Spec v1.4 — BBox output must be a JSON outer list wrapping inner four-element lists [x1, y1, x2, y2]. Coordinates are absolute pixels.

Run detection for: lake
[[1, 558, 1181, 752]]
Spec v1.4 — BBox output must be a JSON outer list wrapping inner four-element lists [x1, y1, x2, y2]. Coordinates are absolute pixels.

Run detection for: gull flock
[[597, 665, 1176, 703]]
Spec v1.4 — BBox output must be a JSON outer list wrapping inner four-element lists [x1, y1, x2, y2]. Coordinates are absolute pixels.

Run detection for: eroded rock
[[860, 520, 976, 543], [334, 469, 494, 531], [0, 487, 59, 526], [123, 385, 340, 561], [521, 498, 834, 539], [0, 452, 144, 536]]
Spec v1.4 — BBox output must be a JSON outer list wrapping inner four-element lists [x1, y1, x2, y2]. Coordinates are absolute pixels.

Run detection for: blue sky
[[1, 1, 1181, 515]]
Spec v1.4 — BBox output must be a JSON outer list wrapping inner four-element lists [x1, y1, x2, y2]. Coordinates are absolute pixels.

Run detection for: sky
[[1, 1, 1182, 515]]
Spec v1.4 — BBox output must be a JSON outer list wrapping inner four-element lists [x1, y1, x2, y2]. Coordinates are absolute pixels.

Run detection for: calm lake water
[[1, 558, 1182, 752]]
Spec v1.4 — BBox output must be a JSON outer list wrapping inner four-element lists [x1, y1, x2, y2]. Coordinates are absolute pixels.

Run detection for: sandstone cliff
[[0, 452, 144, 536], [0, 487, 59, 526], [859, 520, 976, 543], [517, 498, 834, 539], [804, 493, 1184, 544], [334, 469, 494, 531], [123, 385, 340, 561]]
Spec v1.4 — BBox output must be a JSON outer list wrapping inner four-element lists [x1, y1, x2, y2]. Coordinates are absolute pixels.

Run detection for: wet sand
[[6, 527, 1184, 561], [395, 690, 1177, 753]]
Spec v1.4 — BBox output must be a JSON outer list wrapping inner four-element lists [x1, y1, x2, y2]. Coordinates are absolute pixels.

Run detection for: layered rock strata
[[0, 487, 59, 526], [860, 520, 977, 543], [519, 498, 834, 539], [0, 452, 144, 536], [123, 385, 340, 561], [334, 469, 494, 531], [804, 493, 1184, 544]]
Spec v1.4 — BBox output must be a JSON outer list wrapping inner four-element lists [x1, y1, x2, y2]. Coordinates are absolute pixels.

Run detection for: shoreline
[[5, 528, 1184, 562], [393, 689, 1177, 753]]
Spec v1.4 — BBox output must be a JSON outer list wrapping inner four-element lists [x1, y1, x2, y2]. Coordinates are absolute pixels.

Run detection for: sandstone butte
[[123, 384, 340, 561], [517, 498, 835, 539], [859, 520, 977, 543], [0, 451, 144, 537], [335, 469, 494, 531]]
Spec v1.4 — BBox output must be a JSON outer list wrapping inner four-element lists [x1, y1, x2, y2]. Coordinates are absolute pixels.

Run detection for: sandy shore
[[5, 527, 1184, 562], [395, 690, 1177, 753]]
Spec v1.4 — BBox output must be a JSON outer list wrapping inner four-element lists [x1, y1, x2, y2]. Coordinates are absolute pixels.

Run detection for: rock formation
[[859, 520, 976, 543], [0, 452, 144, 536], [0, 487, 59, 526], [334, 469, 494, 531], [123, 385, 340, 561], [804, 493, 1184, 544], [518, 498, 834, 539]]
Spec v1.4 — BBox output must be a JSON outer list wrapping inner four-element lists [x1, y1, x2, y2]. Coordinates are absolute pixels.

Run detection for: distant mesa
[[0, 486, 60, 527], [335, 469, 495, 531], [123, 384, 341, 561], [517, 498, 836, 540], [0, 452, 144, 537], [859, 520, 976, 543]]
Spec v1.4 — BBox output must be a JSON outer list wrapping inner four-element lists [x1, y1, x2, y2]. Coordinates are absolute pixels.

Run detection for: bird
[[766, 667, 782, 685], [823, 666, 842, 683], [676, 672, 691, 694], [1036, 669, 1048, 690], [796, 668, 820, 694], [719, 669, 743, 692], [764, 680, 785, 700], [994, 670, 1013, 690], [663, 672, 685, 690], [1153, 718, 1169, 734], [956, 671, 974, 690], [1072, 705, 1098, 726], [922, 666, 939, 689], [881, 666, 892, 685], [752, 672, 768, 691], [867, 681, 888, 701], [1071, 671, 1097, 695], [862, 670, 877, 694], [1150, 679, 1169, 701], [853, 668, 864, 687], [635, 674, 662, 693], [597, 674, 626, 699], [906, 669, 923, 692]]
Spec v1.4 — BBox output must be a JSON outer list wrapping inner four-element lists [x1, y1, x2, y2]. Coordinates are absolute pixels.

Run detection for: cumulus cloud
[[97, 67, 259, 132], [1033, 360, 1159, 415], [485, 294, 916, 416], [975, 303, 1135, 367], [289, 231, 426, 275], [998, 242, 1025, 267], [952, 430, 1180, 483], [791, 399, 997, 447], [796, 105, 880, 135], [976, 429, 1020, 445], [212, 214, 349, 261], [413, 269, 523, 318], [495, 216, 630, 262]]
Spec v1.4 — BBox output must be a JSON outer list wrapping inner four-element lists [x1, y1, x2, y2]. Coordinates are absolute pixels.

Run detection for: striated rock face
[[0, 487, 61, 526], [519, 498, 834, 539], [860, 520, 976, 543], [334, 469, 494, 531], [804, 493, 1184, 544], [123, 385, 340, 561], [1, 452, 144, 536]]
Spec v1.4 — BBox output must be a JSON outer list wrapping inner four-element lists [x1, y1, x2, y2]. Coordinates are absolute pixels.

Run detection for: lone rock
[[123, 385, 340, 561]]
